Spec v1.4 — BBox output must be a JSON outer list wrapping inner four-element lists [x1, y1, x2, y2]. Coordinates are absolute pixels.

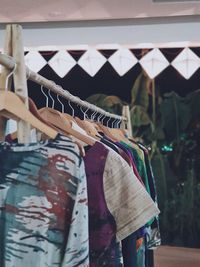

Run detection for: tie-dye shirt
[[0, 134, 89, 267]]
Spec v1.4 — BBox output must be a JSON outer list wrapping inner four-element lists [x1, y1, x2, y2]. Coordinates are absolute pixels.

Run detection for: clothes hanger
[[62, 99, 76, 122], [75, 106, 101, 139], [96, 115, 119, 142], [56, 94, 89, 156], [108, 118, 130, 143], [57, 95, 93, 138], [91, 113, 104, 133], [97, 113, 131, 143], [40, 88, 77, 129], [38, 88, 95, 146], [9, 97, 59, 141], [87, 110, 103, 137], [63, 98, 93, 138], [0, 91, 58, 140], [0, 67, 58, 141]]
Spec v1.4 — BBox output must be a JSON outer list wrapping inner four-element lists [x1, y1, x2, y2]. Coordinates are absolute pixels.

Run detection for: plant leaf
[[86, 93, 107, 107], [160, 91, 191, 142], [130, 105, 151, 127], [131, 72, 150, 110]]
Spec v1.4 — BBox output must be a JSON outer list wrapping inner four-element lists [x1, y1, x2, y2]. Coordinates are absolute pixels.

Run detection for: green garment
[[120, 141, 154, 226]]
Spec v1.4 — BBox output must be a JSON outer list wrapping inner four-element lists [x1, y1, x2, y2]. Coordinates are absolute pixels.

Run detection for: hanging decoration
[[108, 48, 138, 76], [1, 46, 198, 79], [171, 47, 200, 79], [48, 50, 77, 78], [24, 51, 47, 73], [78, 48, 107, 77], [139, 48, 170, 79]]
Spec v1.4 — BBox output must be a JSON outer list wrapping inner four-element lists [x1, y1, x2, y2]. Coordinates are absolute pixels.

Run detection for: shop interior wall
[[0, 15, 200, 47]]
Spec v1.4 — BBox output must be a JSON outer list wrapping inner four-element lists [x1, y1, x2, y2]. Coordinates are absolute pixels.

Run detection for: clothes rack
[[0, 53, 127, 122], [0, 25, 160, 267]]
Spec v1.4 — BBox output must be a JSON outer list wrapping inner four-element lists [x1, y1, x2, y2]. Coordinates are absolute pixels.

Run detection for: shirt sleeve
[[103, 149, 160, 241]]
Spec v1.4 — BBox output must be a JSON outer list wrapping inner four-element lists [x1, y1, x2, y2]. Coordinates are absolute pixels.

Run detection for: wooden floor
[[154, 246, 200, 267]]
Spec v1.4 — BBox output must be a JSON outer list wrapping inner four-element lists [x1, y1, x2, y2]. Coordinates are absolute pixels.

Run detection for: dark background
[[28, 48, 200, 109]]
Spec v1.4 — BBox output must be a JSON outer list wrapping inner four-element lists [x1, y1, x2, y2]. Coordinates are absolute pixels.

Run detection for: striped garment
[[0, 134, 89, 267]]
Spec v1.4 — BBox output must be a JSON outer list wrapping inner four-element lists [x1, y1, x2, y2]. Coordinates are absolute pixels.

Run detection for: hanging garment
[[84, 142, 122, 267], [84, 141, 160, 267], [99, 137, 146, 266], [0, 134, 89, 267], [112, 141, 159, 267], [93, 135, 157, 267]]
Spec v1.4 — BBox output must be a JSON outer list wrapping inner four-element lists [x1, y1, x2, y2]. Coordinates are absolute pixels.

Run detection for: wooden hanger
[[67, 103, 99, 138], [63, 113, 76, 122], [96, 122, 119, 142], [39, 89, 95, 149], [75, 117, 101, 140], [0, 91, 58, 140], [8, 97, 59, 141], [108, 128, 129, 142], [108, 119, 130, 143], [39, 107, 95, 146]]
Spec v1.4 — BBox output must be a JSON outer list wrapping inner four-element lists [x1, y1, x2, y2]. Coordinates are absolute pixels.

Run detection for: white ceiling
[[0, 0, 200, 22]]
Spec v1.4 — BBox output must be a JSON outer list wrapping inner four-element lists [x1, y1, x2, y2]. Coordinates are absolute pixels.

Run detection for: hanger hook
[[48, 89, 55, 109], [80, 106, 85, 119], [80, 106, 89, 120], [107, 116, 111, 127], [57, 95, 64, 113], [5, 63, 17, 91], [97, 113, 102, 122], [113, 118, 117, 128], [101, 114, 106, 125], [117, 119, 121, 128], [116, 119, 119, 128], [85, 107, 90, 120], [112, 118, 116, 129], [91, 109, 97, 121], [41, 85, 49, 107], [68, 100, 75, 117]]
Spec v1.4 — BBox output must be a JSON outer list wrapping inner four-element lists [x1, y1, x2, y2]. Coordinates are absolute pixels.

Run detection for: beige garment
[[103, 149, 160, 241]]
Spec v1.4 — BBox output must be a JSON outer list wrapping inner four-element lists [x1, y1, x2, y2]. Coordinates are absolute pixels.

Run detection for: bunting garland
[[8, 47, 200, 79]]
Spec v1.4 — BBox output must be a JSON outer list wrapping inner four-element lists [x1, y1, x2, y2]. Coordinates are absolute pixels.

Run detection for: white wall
[[0, 16, 200, 48]]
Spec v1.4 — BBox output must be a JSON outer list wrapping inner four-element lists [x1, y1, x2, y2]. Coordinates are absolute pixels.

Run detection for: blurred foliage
[[86, 72, 200, 248]]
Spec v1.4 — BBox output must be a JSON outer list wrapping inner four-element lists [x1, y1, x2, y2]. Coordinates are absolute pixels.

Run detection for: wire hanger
[[68, 100, 74, 117], [75, 105, 100, 138], [111, 118, 116, 129], [48, 89, 55, 109], [91, 110, 97, 121], [0, 91, 58, 139], [59, 99, 77, 123], [38, 88, 96, 146], [57, 95, 64, 113], [41, 85, 49, 107], [0, 64, 58, 140], [5, 63, 17, 91]]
